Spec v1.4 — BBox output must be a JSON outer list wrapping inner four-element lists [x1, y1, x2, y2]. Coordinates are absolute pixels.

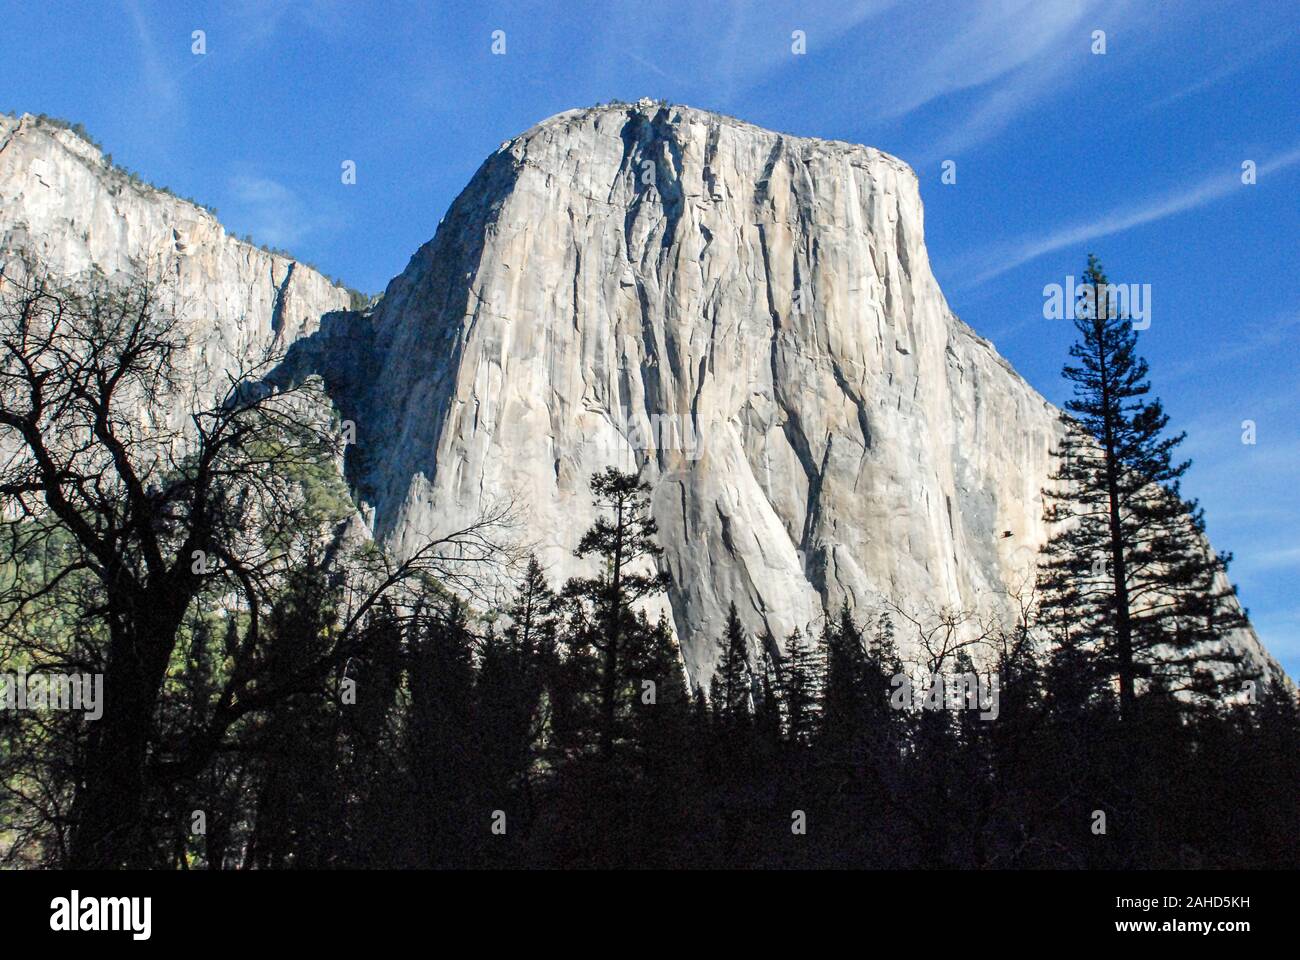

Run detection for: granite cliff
[[0, 112, 352, 408], [325, 101, 1277, 683]]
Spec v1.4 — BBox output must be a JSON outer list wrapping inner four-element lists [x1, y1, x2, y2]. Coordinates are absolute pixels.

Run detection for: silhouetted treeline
[[157, 548, 1300, 869], [2, 256, 1296, 870]]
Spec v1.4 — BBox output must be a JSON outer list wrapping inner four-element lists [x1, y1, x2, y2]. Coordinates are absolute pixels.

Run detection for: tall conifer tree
[[715, 602, 753, 722], [779, 627, 822, 747], [562, 468, 669, 759], [1038, 255, 1247, 720]]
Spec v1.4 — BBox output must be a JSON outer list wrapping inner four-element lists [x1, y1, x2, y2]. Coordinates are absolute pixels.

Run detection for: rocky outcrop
[[340, 100, 1278, 683], [0, 112, 352, 407], [350, 103, 1052, 676]]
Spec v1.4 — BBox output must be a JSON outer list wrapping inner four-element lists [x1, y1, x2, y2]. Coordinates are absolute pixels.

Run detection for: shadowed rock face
[[340, 101, 1095, 680]]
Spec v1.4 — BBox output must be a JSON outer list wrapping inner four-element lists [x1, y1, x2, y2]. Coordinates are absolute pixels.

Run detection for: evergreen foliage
[[0, 257, 1294, 870], [1038, 255, 1250, 718]]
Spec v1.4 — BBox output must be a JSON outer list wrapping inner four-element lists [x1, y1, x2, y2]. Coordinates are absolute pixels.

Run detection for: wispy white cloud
[[682, 0, 897, 106], [1248, 610, 1300, 661], [223, 169, 348, 255], [870, 0, 1104, 122], [123, 0, 182, 122], [966, 146, 1300, 286], [626, 52, 679, 85], [705, 0, 1139, 161], [1142, 31, 1291, 113], [1161, 312, 1300, 383], [914, 48, 1075, 166], [1238, 547, 1300, 573], [226, 174, 309, 248]]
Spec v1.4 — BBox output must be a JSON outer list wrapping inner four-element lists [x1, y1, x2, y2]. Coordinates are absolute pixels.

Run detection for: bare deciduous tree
[[0, 256, 515, 866]]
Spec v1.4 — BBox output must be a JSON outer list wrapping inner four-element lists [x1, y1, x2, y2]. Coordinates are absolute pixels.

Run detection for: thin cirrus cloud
[[966, 145, 1300, 287], [1237, 546, 1300, 574], [863, 0, 1105, 122], [913, 50, 1075, 166], [226, 174, 312, 248], [726, 0, 1127, 162], [1141, 30, 1292, 113], [1160, 311, 1300, 383], [123, 0, 181, 121], [617, 0, 896, 105]]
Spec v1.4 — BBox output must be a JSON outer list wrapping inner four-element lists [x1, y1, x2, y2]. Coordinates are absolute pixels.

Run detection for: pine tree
[[476, 622, 537, 818], [495, 556, 560, 812], [863, 611, 905, 753], [779, 627, 822, 747], [753, 631, 784, 750], [406, 600, 478, 867], [503, 554, 560, 663], [562, 468, 670, 759], [624, 611, 692, 783], [715, 602, 753, 723], [865, 612, 903, 708], [987, 616, 1045, 805], [820, 602, 870, 755], [1038, 255, 1247, 720], [243, 563, 348, 868]]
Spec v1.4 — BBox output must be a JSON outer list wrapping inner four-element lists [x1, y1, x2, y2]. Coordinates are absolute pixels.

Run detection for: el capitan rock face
[[344, 101, 1279, 682]]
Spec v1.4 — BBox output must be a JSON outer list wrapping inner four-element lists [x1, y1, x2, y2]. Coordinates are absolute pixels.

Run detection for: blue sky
[[2, 0, 1297, 675]]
